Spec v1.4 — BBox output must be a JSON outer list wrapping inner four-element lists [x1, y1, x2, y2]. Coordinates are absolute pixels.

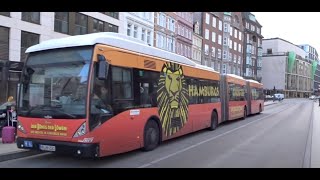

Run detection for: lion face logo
[[157, 62, 189, 136]]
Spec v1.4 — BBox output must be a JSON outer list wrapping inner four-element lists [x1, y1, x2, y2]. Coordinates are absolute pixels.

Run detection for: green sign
[[312, 60, 318, 79], [288, 51, 296, 73]]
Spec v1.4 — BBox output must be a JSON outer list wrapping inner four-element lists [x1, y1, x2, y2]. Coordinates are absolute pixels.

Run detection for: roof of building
[[242, 12, 262, 27], [26, 32, 197, 67]]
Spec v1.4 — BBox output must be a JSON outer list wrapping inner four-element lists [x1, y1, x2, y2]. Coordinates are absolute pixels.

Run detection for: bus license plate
[[39, 144, 56, 152], [24, 141, 33, 148]]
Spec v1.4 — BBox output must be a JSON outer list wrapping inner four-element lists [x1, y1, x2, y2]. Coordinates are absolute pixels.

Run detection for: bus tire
[[142, 119, 160, 151], [209, 110, 218, 131], [243, 106, 247, 119], [258, 104, 262, 114]]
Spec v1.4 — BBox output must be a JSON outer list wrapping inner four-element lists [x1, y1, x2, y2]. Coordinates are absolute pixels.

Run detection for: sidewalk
[[0, 138, 41, 162], [311, 102, 320, 167]]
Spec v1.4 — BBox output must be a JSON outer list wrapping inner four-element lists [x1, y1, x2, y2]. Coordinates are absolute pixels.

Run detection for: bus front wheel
[[143, 120, 160, 151]]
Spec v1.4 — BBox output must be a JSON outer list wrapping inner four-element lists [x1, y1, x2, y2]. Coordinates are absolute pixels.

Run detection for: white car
[[309, 95, 316, 100]]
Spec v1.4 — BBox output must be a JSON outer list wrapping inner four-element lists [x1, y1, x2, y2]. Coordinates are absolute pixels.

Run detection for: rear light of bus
[[73, 122, 86, 138], [17, 121, 26, 134]]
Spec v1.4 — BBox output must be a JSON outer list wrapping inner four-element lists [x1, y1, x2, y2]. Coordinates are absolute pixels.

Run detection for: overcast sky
[[252, 12, 320, 53]]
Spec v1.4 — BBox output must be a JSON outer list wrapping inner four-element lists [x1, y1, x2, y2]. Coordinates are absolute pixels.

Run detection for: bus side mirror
[[97, 55, 108, 80]]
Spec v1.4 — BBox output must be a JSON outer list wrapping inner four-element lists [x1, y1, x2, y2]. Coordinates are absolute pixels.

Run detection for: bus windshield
[[18, 46, 93, 119]]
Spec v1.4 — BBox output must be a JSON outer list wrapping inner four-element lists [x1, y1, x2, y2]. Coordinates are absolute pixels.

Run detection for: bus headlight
[[73, 122, 86, 138], [17, 121, 26, 134]]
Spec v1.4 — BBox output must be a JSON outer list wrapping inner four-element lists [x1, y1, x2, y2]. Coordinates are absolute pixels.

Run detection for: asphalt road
[[0, 99, 313, 168]]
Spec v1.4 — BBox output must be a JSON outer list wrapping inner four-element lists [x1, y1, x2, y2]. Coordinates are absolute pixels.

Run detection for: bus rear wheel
[[258, 104, 262, 114], [243, 107, 247, 119], [209, 111, 218, 131], [143, 120, 160, 151]]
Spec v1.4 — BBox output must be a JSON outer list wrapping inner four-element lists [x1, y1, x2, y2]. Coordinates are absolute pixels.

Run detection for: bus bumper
[[16, 137, 99, 158]]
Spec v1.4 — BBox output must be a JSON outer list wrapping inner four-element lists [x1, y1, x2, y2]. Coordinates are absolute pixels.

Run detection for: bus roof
[[195, 64, 219, 73], [26, 32, 197, 67], [226, 74, 245, 80], [247, 79, 262, 84]]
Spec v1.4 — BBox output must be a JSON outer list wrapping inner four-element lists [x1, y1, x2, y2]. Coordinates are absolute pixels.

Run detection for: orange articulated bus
[[16, 33, 222, 158], [16, 33, 263, 158]]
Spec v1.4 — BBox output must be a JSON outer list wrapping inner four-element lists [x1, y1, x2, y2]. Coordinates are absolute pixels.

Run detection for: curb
[[0, 149, 43, 162], [264, 102, 277, 106]]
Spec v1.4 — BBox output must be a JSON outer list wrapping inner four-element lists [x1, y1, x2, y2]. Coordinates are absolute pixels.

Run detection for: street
[[0, 99, 315, 168]]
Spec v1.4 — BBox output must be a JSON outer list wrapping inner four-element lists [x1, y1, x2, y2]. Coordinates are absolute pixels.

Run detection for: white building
[[262, 38, 312, 98], [122, 12, 154, 46], [0, 12, 122, 103]]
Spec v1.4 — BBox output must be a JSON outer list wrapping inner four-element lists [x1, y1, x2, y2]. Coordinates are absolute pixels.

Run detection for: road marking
[[138, 103, 297, 168]]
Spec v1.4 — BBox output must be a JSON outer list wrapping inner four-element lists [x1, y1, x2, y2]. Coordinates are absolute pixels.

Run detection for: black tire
[[243, 107, 247, 119], [209, 111, 218, 131], [143, 120, 160, 151], [258, 104, 262, 114]]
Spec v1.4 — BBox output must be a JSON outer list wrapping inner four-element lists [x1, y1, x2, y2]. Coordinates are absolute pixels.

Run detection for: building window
[[267, 48, 272, 54], [104, 22, 118, 33], [233, 54, 237, 63], [93, 18, 104, 33], [218, 35, 222, 45], [229, 52, 232, 61], [0, 12, 10, 17], [218, 20, 222, 31], [223, 50, 227, 59], [218, 49, 221, 59], [74, 13, 88, 35], [159, 13, 166, 27], [230, 26, 233, 36], [205, 13, 210, 24], [239, 32, 242, 41], [234, 29, 238, 39], [229, 39, 232, 49], [246, 22, 249, 29], [21, 12, 40, 24], [147, 30, 151, 45], [234, 42, 237, 51], [54, 12, 69, 34], [204, 44, 209, 55], [0, 26, 9, 60], [222, 64, 226, 74], [21, 31, 39, 61], [141, 29, 146, 41], [238, 55, 241, 64], [101, 12, 119, 19], [223, 37, 228, 46], [205, 29, 209, 40], [238, 44, 242, 53], [133, 25, 138, 38], [212, 17, 216, 28], [247, 34, 250, 42], [212, 32, 216, 42], [212, 47, 215, 57], [224, 23, 229, 32], [127, 23, 132, 36]]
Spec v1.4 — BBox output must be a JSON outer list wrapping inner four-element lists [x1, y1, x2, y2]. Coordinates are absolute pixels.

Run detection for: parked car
[[309, 95, 317, 100], [274, 93, 284, 101]]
